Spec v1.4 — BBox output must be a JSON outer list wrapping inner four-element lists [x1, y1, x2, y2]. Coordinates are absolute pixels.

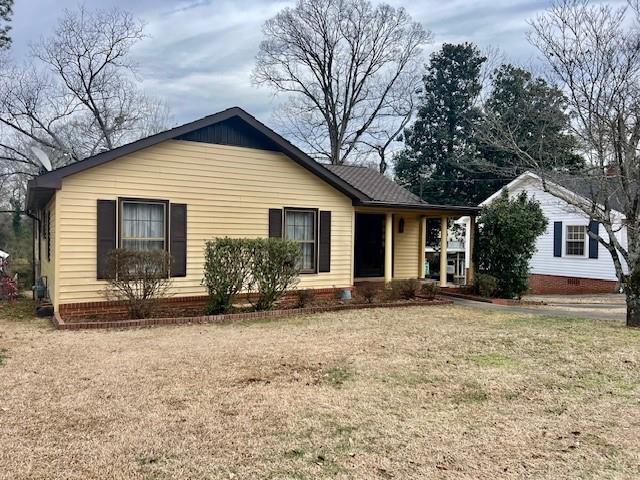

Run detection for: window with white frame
[[566, 225, 586, 256], [284, 209, 316, 273], [120, 200, 166, 251]]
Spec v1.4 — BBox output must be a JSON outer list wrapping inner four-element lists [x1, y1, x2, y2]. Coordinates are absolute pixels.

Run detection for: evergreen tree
[[395, 43, 492, 205], [479, 64, 583, 175], [0, 0, 13, 49]]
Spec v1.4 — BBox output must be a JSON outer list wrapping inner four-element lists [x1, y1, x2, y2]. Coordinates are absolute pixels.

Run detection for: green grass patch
[[384, 370, 436, 386], [454, 382, 489, 404], [469, 352, 518, 368], [0, 348, 6, 366], [321, 367, 354, 387], [0, 298, 37, 323]]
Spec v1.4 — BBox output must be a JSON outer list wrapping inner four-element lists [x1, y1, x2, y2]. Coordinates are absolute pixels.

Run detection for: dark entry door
[[354, 213, 385, 277]]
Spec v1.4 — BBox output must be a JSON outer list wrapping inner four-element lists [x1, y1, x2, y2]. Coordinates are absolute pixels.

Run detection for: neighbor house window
[[120, 200, 166, 251], [284, 209, 316, 273], [566, 225, 586, 256]]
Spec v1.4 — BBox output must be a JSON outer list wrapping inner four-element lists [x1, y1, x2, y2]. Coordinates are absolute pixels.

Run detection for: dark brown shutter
[[97, 200, 116, 279], [319, 210, 331, 272], [268, 208, 283, 238], [170, 203, 187, 277]]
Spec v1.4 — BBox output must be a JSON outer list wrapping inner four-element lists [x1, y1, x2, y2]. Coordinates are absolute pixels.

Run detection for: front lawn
[[1, 300, 639, 479]]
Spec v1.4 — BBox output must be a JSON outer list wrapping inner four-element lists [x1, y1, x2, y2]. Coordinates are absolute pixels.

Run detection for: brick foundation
[[58, 287, 351, 322], [528, 274, 619, 295], [52, 298, 453, 330]]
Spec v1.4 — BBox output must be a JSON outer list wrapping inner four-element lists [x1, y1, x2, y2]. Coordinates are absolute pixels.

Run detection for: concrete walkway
[[450, 297, 627, 322]]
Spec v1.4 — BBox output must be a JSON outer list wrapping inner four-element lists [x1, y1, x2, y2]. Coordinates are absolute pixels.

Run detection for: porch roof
[[327, 165, 480, 215]]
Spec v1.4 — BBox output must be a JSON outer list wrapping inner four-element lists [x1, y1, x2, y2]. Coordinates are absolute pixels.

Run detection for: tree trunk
[[627, 292, 640, 327], [626, 269, 640, 327]]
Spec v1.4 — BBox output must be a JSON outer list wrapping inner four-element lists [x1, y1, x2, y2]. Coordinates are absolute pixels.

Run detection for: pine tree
[[395, 43, 492, 206]]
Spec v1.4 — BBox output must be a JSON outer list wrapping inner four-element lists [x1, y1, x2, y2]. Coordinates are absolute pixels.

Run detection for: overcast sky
[[11, 0, 561, 125]]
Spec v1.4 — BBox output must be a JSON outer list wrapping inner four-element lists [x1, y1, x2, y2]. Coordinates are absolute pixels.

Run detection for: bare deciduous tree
[[0, 6, 170, 201], [486, 0, 640, 326], [253, 0, 431, 165]]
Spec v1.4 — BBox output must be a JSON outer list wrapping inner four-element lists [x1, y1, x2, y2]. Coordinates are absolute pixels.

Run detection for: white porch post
[[419, 216, 427, 278], [384, 213, 393, 284], [467, 215, 476, 285], [440, 216, 448, 287]]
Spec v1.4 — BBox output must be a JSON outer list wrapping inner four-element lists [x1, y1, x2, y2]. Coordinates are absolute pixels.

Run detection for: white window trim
[[284, 208, 317, 274], [565, 224, 587, 258], [120, 200, 167, 251]]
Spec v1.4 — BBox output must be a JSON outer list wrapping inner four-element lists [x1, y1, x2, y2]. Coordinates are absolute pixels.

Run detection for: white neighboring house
[[469, 171, 628, 294]]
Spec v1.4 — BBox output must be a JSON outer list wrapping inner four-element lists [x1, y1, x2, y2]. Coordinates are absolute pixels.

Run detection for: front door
[[354, 213, 385, 277]]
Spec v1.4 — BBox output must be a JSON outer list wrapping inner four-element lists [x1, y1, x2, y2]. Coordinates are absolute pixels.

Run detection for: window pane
[[122, 239, 165, 251], [121, 202, 165, 252], [300, 243, 314, 270], [286, 211, 314, 241], [566, 226, 585, 255], [284, 210, 316, 271]]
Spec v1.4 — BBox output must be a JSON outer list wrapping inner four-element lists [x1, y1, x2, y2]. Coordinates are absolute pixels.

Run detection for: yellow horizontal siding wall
[[56, 140, 354, 306], [393, 214, 420, 279]]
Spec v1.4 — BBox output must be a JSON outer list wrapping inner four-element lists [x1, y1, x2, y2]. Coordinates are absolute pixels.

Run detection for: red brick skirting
[[52, 297, 453, 330], [529, 274, 619, 295], [59, 287, 350, 322]]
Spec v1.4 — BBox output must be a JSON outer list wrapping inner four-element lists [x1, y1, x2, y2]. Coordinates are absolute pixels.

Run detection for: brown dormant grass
[[1, 300, 639, 479]]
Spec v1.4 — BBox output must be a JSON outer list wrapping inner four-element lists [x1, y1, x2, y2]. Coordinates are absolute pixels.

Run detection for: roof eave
[[354, 200, 481, 215]]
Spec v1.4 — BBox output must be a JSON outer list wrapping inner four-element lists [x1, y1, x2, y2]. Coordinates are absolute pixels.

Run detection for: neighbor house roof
[[481, 171, 628, 217], [26, 106, 479, 214]]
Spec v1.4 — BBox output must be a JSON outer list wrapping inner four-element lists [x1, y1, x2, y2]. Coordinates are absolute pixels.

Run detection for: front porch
[[353, 208, 477, 287]]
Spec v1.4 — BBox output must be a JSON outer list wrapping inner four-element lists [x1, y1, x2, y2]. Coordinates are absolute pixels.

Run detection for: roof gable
[[176, 116, 280, 151], [27, 107, 367, 209]]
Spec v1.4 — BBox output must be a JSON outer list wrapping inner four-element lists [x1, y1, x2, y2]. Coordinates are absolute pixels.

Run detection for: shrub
[[357, 283, 378, 304], [420, 282, 440, 300], [0, 275, 18, 301], [477, 190, 547, 298], [102, 249, 172, 319], [202, 238, 253, 314], [386, 278, 420, 300], [248, 238, 302, 311], [295, 289, 315, 308], [475, 273, 498, 298]]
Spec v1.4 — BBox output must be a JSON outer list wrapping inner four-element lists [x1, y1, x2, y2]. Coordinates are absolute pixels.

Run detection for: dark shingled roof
[[326, 165, 423, 205]]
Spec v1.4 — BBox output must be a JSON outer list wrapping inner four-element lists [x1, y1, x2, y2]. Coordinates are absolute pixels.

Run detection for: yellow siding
[[39, 196, 57, 304], [55, 140, 354, 306], [393, 214, 420, 279]]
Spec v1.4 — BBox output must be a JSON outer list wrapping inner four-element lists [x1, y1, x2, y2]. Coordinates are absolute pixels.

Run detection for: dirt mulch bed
[[53, 297, 452, 330], [441, 291, 546, 306]]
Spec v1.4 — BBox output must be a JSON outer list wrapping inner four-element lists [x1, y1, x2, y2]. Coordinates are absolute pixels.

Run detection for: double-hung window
[[120, 200, 167, 251], [565, 225, 586, 256], [284, 209, 317, 273]]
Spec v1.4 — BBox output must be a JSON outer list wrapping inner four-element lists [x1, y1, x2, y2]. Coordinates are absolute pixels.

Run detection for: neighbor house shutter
[[96, 200, 116, 279], [553, 221, 563, 257], [268, 208, 283, 238], [588, 220, 599, 259], [319, 211, 331, 272], [170, 203, 187, 277]]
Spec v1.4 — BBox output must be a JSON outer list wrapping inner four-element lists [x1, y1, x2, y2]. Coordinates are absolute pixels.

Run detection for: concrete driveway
[[452, 294, 627, 322]]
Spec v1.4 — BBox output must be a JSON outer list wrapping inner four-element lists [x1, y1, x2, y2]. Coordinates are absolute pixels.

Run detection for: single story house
[[26, 107, 478, 317], [477, 171, 628, 294]]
